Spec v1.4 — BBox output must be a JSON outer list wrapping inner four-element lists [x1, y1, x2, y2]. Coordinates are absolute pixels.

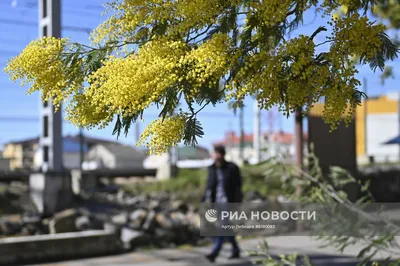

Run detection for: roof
[[213, 131, 253, 146], [214, 130, 307, 146], [64, 134, 120, 147], [101, 143, 147, 161], [63, 138, 89, 153], [5, 134, 120, 147], [178, 146, 210, 160], [6, 137, 40, 145]]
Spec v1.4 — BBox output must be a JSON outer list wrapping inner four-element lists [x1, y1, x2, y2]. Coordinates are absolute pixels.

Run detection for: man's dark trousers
[[210, 236, 240, 256]]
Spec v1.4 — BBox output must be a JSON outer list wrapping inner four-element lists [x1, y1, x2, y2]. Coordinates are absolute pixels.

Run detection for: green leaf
[[302, 255, 313, 266], [310, 26, 327, 40], [183, 117, 204, 146], [112, 115, 122, 138], [159, 88, 180, 118], [368, 32, 399, 71]]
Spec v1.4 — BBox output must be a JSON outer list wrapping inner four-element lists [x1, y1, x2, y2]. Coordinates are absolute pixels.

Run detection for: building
[[83, 143, 147, 170], [2, 134, 122, 171], [144, 146, 211, 169], [3, 137, 39, 170], [355, 92, 400, 164], [310, 92, 400, 165], [213, 130, 304, 165], [0, 152, 11, 171]]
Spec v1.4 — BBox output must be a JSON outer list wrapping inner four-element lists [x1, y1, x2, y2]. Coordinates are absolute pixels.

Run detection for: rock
[[142, 210, 156, 232], [155, 213, 173, 229], [6, 182, 27, 199], [124, 197, 140, 206], [21, 223, 38, 236], [170, 193, 178, 201], [171, 200, 188, 213], [106, 194, 116, 202], [155, 191, 170, 201], [116, 190, 125, 203], [277, 195, 291, 203], [0, 221, 22, 235], [244, 190, 266, 202], [49, 208, 78, 234], [154, 228, 175, 244], [120, 227, 151, 250], [186, 211, 200, 229], [88, 217, 105, 230], [170, 211, 186, 227], [0, 222, 16, 236], [129, 209, 147, 229], [104, 222, 117, 233], [21, 214, 41, 224], [129, 209, 147, 221], [111, 212, 128, 226], [148, 200, 160, 210], [77, 207, 91, 217], [75, 216, 90, 231]]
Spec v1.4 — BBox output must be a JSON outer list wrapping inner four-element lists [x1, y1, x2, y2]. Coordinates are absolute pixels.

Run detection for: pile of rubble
[[0, 184, 201, 250]]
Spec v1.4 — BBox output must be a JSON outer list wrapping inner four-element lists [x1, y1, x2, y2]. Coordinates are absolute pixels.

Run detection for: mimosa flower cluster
[[4, 0, 396, 153], [137, 114, 187, 154]]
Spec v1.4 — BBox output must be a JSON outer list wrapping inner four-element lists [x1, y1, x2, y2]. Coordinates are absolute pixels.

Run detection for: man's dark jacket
[[202, 161, 243, 203]]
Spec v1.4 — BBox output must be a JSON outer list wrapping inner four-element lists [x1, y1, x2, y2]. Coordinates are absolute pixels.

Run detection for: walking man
[[202, 145, 243, 262]]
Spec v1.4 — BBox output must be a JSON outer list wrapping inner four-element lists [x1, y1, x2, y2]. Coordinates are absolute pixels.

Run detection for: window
[[42, 0, 47, 18], [43, 146, 49, 162], [43, 116, 48, 137], [42, 25, 48, 37]]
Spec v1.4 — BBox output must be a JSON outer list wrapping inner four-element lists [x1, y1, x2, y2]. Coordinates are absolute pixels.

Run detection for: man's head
[[212, 145, 226, 165]]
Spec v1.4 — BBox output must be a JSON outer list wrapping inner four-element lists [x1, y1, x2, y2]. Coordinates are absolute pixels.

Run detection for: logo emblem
[[205, 209, 218, 222]]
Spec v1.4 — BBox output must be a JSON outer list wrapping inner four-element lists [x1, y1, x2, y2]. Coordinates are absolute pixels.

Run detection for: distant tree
[[4, 0, 399, 153], [372, 0, 400, 83]]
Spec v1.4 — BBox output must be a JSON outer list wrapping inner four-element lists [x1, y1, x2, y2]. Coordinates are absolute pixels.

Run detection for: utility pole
[[295, 107, 304, 232], [39, 0, 62, 172], [239, 105, 245, 164], [253, 100, 261, 164], [295, 107, 304, 196], [79, 128, 84, 170], [30, 0, 72, 216], [363, 77, 368, 161], [398, 89, 400, 162], [135, 122, 140, 143]]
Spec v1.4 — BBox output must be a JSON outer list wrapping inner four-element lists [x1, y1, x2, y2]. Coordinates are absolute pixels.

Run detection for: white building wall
[[225, 142, 296, 165], [85, 145, 116, 169], [63, 153, 81, 169], [366, 113, 400, 163]]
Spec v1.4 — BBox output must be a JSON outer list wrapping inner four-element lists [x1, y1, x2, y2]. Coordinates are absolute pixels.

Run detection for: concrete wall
[[0, 230, 119, 265], [30, 172, 73, 215]]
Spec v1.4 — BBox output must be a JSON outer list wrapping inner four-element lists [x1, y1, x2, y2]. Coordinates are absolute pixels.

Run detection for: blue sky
[[0, 0, 398, 150]]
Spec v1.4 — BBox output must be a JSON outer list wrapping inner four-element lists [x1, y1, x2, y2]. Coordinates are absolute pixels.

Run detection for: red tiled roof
[[213, 130, 307, 146]]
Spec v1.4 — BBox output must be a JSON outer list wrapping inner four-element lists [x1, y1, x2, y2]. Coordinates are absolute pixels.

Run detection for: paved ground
[[32, 235, 400, 266]]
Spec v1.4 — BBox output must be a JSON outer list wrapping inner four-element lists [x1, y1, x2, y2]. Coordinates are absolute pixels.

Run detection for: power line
[[0, 116, 75, 124], [0, 18, 36, 27], [0, 116, 38, 122], [0, 18, 93, 33], [0, 1, 104, 18], [63, 25, 92, 34]]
